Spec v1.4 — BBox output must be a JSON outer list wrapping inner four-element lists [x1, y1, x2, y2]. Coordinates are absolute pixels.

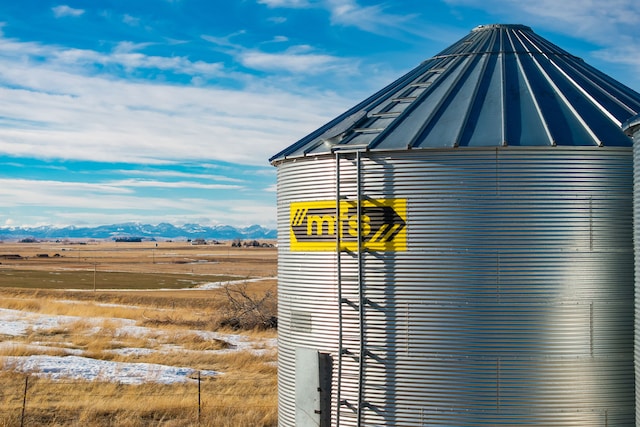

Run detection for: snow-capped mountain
[[0, 222, 276, 241]]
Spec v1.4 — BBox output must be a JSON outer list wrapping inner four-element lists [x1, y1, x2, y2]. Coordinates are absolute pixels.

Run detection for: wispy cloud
[[52, 5, 85, 18], [0, 179, 132, 206], [106, 179, 244, 190], [0, 178, 275, 227], [0, 33, 350, 167], [117, 169, 246, 183], [258, 0, 416, 36], [594, 45, 640, 71], [0, 35, 223, 79], [325, 0, 415, 33], [238, 45, 352, 73], [268, 16, 288, 24], [202, 32, 357, 76], [122, 14, 141, 27]]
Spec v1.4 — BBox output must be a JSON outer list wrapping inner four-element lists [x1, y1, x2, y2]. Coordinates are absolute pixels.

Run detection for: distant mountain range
[[0, 223, 277, 241]]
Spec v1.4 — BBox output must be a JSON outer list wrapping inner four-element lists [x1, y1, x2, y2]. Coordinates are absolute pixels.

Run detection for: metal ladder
[[335, 149, 367, 427], [331, 64, 454, 426]]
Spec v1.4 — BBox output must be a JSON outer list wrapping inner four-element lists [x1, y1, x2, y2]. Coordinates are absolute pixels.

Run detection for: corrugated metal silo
[[623, 113, 640, 427], [271, 24, 640, 426]]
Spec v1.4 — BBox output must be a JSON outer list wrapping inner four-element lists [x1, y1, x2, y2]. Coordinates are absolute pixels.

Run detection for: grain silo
[[270, 24, 640, 426], [623, 113, 640, 427]]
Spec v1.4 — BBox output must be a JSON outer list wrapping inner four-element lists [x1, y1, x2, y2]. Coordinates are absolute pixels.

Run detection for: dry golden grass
[[0, 369, 277, 426], [0, 241, 278, 426]]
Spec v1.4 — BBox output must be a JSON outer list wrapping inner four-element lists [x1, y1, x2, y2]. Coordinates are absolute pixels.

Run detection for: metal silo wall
[[633, 129, 640, 427], [276, 148, 634, 427]]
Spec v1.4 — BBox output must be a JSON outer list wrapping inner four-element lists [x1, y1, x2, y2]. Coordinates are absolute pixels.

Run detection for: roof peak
[[472, 24, 532, 32]]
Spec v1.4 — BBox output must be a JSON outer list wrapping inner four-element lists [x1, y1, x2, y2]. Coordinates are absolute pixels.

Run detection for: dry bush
[[219, 282, 277, 330]]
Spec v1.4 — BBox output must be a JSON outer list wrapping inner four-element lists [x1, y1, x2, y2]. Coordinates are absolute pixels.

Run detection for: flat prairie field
[[0, 240, 279, 426], [0, 240, 277, 290]]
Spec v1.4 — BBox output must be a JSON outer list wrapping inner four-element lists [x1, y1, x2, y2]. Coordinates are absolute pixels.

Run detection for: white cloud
[[118, 169, 246, 183], [0, 178, 277, 228], [0, 179, 132, 213], [202, 32, 356, 76], [122, 14, 141, 26], [594, 45, 640, 70], [239, 45, 350, 73], [0, 34, 350, 167], [268, 17, 288, 24], [258, 0, 416, 35], [106, 179, 244, 190], [52, 5, 85, 18], [325, 0, 414, 33], [0, 36, 224, 79]]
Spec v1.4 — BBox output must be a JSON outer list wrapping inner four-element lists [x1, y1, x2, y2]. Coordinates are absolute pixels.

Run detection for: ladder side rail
[[356, 151, 366, 426], [335, 152, 344, 427]]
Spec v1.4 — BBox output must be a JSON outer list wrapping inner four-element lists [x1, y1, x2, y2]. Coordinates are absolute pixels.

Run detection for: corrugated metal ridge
[[270, 24, 640, 163]]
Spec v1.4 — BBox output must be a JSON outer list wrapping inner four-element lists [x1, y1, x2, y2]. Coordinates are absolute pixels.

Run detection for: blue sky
[[1, 0, 639, 229]]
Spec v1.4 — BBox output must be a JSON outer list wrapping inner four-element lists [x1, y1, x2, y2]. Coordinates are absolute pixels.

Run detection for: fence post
[[198, 371, 201, 423], [20, 375, 28, 427]]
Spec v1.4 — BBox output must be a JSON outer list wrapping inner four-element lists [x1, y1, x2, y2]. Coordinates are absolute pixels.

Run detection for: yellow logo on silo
[[290, 199, 407, 252]]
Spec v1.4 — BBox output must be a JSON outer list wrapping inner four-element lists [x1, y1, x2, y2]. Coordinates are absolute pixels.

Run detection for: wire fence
[[0, 373, 278, 426]]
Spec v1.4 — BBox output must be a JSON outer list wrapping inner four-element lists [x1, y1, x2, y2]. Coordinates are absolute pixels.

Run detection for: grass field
[[0, 240, 278, 426]]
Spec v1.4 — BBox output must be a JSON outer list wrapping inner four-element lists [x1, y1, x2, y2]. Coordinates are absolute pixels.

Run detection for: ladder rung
[[410, 82, 432, 88], [391, 96, 418, 103], [340, 350, 360, 361], [340, 298, 359, 309], [353, 127, 385, 134], [368, 111, 401, 118], [340, 400, 356, 411]]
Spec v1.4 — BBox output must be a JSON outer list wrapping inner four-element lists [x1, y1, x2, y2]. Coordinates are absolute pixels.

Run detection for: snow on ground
[[0, 306, 274, 383], [196, 277, 276, 290], [0, 308, 256, 350], [3, 355, 218, 384], [0, 308, 89, 336]]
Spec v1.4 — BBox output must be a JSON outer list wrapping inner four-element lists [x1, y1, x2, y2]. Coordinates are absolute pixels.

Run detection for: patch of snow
[[0, 305, 276, 384], [3, 355, 218, 384], [0, 308, 94, 336], [197, 276, 276, 290]]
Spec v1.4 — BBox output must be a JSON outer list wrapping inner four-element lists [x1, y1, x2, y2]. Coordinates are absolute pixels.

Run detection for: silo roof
[[271, 24, 640, 163]]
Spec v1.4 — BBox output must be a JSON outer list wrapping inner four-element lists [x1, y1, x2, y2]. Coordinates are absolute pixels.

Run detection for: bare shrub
[[219, 283, 277, 330]]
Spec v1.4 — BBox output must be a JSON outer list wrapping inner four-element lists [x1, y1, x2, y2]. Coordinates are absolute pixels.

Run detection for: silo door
[[295, 347, 332, 427]]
